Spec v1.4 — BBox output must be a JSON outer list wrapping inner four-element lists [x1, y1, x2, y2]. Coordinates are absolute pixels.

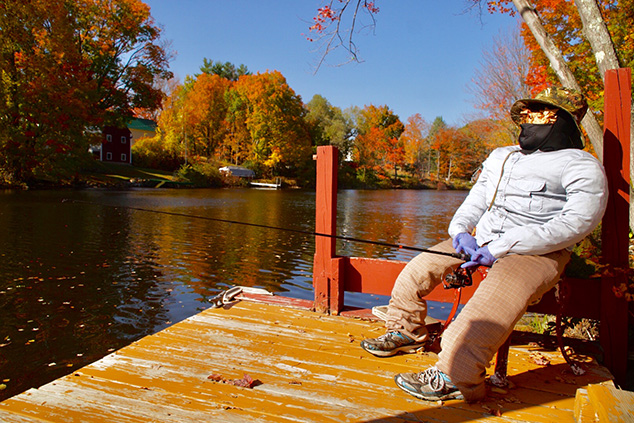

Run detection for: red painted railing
[[313, 68, 631, 386]]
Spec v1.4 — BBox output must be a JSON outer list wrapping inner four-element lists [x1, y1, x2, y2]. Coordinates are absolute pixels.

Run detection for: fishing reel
[[442, 266, 473, 289]]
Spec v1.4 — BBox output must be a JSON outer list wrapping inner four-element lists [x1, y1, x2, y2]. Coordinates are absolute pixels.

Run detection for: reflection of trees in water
[[338, 190, 468, 260], [148, 191, 317, 299], [0, 188, 466, 401], [0, 196, 172, 401]]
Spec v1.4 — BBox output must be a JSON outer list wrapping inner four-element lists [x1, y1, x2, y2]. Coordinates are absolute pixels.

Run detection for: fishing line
[[64, 199, 465, 260]]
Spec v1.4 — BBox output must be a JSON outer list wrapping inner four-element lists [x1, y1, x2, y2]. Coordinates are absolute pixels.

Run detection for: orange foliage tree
[[232, 71, 312, 175], [181, 74, 231, 158], [156, 69, 312, 177], [473, 0, 633, 157], [310, 1, 633, 159], [0, 0, 171, 184], [354, 104, 405, 182], [506, 0, 633, 113], [400, 114, 431, 178]]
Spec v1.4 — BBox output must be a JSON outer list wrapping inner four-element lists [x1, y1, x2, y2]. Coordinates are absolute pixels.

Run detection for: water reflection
[[0, 187, 466, 400], [337, 190, 467, 260]]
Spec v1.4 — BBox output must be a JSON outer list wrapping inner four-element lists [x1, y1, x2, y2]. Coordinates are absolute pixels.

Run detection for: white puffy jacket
[[448, 145, 608, 258]]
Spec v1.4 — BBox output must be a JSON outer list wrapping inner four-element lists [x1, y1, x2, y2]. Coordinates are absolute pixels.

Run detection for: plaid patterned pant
[[385, 239, 570, 401]]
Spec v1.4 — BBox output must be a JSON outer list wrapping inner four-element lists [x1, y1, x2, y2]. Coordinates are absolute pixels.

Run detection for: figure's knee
[[392, 250, 460, 298]]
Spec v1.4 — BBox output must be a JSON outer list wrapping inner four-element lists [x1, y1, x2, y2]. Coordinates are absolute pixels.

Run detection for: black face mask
[[518, 123, 554, 152], [518, 112, 583, 153]]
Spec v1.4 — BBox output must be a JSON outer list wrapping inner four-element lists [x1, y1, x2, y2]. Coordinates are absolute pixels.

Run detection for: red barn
[[101, 126, 132, 164]]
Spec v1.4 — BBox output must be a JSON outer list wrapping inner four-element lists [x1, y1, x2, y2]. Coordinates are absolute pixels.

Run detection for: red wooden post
[[601, 68, 631, 387], [313, 146, 343, 314]]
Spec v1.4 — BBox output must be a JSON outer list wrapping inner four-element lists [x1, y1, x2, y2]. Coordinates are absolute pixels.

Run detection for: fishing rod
[[64, 199, 467, 261]]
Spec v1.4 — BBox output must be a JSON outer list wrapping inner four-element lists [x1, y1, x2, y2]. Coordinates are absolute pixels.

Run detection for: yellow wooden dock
[[0, 297, 622, 422]]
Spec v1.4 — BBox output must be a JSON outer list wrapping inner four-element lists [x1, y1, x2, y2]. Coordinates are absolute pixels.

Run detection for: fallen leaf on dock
[[228, 374, 257, 388], [207, 373, 261, 389], [207, 374, 226, 382], [529, 352, 550, 366], [481, 405, 502, 416]]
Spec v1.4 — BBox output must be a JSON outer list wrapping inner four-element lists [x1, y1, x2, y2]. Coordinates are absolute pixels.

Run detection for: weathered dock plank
[[0, 299, 616, 422]]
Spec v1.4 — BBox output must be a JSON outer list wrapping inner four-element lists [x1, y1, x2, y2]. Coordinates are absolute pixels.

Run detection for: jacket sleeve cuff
[[486, 239, 512, 259]]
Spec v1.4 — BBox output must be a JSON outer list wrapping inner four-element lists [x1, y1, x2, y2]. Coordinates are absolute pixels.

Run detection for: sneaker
[[360, 331, 425, 357], [394, 367, 464, 401]]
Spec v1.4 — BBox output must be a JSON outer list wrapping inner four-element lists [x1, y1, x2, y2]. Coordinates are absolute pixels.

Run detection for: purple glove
[[452, 232, 478, 255], [461, 245, 497, 269]]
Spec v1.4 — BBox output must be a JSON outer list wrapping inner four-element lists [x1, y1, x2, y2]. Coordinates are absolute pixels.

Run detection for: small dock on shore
[[0, 295, 619, 422], [250, 177, 282, 189]]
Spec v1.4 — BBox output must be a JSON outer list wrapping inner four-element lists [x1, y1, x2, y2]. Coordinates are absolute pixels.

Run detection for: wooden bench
[[313, 68, 631, 388]]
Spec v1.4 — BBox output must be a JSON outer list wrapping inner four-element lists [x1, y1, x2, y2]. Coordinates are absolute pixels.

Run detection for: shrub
[[132, 137, 182, 171], [174, 162, 223, 187]]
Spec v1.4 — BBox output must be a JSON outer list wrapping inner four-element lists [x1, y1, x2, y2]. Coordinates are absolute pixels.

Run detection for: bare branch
[[307, 0, 379, 72]]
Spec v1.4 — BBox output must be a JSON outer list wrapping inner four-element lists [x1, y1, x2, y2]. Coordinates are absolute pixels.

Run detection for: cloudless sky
[[144, 1, 519, 126]]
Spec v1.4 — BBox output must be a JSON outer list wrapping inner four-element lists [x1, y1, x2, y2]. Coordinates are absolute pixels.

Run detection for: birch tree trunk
[[574, 0, 634, 233], [436, 150, 440, 180], [446, 157, 453, 182], [574, 0, 621, 74], [511, 0, 604, 161]]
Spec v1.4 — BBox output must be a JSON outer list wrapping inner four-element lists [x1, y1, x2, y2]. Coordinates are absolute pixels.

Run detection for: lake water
[[0, 187, 467, 400]]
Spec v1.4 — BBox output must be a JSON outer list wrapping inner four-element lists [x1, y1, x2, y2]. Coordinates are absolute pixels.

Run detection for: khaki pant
[[385, 239, 570, 401]]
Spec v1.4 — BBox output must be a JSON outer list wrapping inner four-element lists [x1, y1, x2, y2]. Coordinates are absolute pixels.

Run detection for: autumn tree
[[0, 0, 171, 184], [499, 0, 632, 109], [177, 59, 253, 164], [473, 0, 634, 159], [457, 119, 509, 177], [133, 64, 180, 121], [434, 127, 460, 181], [309, 0, 632, 160], [461, 118, 515, 151], [425, 117, 447, 180], [151, 83, 184, 160], [307, 1, 380, 70], [231, 71, 312, 175], [354, 104, 405, 182], [224, 87, 253, 165], [181, 73, 231, 158], [154, 67, 313, 176], [400, 114, 430, 178]]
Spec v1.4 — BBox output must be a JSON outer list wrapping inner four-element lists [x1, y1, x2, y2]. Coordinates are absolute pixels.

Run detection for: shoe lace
[[377, 331, 401, 342], [418, 367, 447, 392]]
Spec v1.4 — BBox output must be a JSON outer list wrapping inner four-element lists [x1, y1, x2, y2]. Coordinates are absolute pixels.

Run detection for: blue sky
[[144, 1, 519, 126]]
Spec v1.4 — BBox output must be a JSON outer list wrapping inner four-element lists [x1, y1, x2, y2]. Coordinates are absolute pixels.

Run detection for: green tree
[[305, 94, 354, 157], [427, 117, 447, 180], [198, 58, 251, 81]]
